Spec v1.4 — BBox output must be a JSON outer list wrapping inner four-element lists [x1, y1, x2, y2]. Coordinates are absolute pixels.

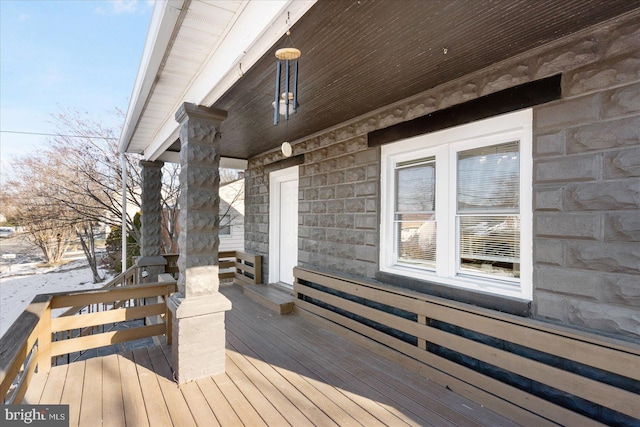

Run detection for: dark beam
[[368, 74, 562, 148]]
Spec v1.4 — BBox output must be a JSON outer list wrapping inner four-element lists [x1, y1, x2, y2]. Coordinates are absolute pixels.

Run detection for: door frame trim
[[268, 165, 299, 285]]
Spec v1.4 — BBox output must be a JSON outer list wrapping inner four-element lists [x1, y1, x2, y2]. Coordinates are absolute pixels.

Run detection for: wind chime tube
[[274, 60, 281, 125], [293, 59, 298, 113], [285, 59, 291, 120]]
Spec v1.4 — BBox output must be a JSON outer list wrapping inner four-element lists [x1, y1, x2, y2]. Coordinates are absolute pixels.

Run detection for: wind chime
[[273, 14, 300, 126]]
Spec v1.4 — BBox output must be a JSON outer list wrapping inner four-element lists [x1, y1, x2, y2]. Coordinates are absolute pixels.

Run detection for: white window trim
[[380, 109, 532, 300]]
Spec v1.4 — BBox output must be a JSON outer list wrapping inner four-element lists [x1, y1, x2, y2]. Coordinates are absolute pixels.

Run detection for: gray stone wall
[[297, 137, 380, 278], [245, 163, 270, 282], [532, 69, 640, 337], [245, 11, 640, 339]]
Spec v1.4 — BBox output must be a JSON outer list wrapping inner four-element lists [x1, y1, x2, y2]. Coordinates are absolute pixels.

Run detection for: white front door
[[269, 166, 299, 287]]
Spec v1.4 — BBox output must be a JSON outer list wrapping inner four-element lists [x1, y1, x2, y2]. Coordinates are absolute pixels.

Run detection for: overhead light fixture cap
[[281, 142, 293, 157], [275, 48, 301, 60]]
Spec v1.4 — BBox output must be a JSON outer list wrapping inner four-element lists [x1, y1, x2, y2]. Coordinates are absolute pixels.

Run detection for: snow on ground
[[0, 257, 111, 338]]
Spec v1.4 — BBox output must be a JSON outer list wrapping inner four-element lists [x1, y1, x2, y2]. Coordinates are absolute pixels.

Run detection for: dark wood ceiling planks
[[206, 0, 640, 160]]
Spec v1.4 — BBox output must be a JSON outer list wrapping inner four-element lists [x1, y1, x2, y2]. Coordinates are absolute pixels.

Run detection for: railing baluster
[[37, 300, 52, 373]]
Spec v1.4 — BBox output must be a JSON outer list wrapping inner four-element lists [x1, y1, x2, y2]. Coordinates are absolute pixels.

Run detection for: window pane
[[220, 224, 231, 236], [396, 214, 436, 268], [458, 142, 519, 212], [395, 159, 435, 213], [459, 215, 520, 278], [395, 158, 436, 269]]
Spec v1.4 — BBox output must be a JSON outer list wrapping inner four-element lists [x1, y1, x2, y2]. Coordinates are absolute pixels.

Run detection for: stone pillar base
[[135, 256, 167, 283], [167, 293, 232, 383]]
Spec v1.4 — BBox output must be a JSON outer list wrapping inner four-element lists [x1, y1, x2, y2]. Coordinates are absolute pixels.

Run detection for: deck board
[[177, 380, 220, 427], [79, 357, 102, 426], [146, 345, 197, 427], [195, 376, 243, 427], [300, 314, 504, 427], [224, 354, 290, 426], [132, 347, 173, 426], [212, 370, 269, 427], [61, 360, 85, 427], [233, 331, 409, 427], [102, 354, 126, 427], [117, 351, 150, 427], [156, 340, 220, 427], [298, 304, 527, 427], [226, 331, 340, 427], [227, 286, 453, 427], [39, 362, 67, 404], [29, 283, 519, 426], [226, 306, 420, 426], [225, 342, 314, 427], [22, 364, 48, 404]]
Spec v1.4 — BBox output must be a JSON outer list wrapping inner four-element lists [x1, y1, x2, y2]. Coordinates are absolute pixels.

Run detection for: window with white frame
[[380, 109, 532, 300], [219, 222, 232, 237]]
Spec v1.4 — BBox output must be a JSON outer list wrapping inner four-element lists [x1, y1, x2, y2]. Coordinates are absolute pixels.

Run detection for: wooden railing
[[164, 251, 262, 285], [231, 251, 262, 286], [0, 294, 50, 405], [0, 281, 176, 404], [59, 264, 138, 319], [294, 267, 640, 427], [0, 250, 261, 404]]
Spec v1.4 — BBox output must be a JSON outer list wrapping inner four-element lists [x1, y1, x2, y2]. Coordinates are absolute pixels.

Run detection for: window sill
[[375, 270, 531, 316]]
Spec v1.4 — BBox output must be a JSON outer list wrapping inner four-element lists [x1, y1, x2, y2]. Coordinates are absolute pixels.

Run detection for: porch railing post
[[165, 284, 173, 345], [37, 300, 52, 373], [253, 254, 262, 285]]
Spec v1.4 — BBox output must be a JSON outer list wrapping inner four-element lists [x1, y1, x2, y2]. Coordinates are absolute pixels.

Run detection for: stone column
[[136, 160, 167, 282], [167, 102, 231, 383]]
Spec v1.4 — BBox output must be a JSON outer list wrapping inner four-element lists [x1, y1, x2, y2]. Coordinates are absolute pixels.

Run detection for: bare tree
[[0, 188, 19, 225], [21, 210, 76, 265], [7, 153, 77, 264], [46, 108, 142, 244], [5, 108, 243, 276], [219, 168, 240, 184], [160, 163, 180, 254], [3, 109, 144, 278], [75, 221, 104, 283]]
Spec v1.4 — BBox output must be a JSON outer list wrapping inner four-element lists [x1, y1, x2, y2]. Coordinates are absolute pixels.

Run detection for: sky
[[0, 0, 154, 178]]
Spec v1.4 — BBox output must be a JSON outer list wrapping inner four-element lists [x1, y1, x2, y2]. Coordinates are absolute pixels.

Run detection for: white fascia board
[[119, 0, 185, 154], [144, 0, 316, 161]]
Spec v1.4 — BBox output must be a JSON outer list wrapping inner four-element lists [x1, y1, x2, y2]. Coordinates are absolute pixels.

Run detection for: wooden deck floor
[[24, 284, 519, 426]]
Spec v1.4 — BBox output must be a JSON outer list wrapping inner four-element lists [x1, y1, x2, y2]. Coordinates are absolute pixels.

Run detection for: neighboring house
[[218, 177, 245, 252], [118, 1, 640, 422], [161, 178, 245, 253]]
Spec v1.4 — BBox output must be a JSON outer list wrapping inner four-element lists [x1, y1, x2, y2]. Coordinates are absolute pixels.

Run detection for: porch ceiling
[[128, 0, 640, 161]]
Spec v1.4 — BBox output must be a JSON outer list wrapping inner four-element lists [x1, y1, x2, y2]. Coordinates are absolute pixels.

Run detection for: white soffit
[[120, 0, 316, 161], [119, 0, 184, 155]]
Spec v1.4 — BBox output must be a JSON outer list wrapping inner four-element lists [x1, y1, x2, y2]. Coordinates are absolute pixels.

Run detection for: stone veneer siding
[[245, 11, 640, 340]]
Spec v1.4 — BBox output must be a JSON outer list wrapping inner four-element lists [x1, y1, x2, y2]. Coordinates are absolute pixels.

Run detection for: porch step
[[243, 284, 294, 315]]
